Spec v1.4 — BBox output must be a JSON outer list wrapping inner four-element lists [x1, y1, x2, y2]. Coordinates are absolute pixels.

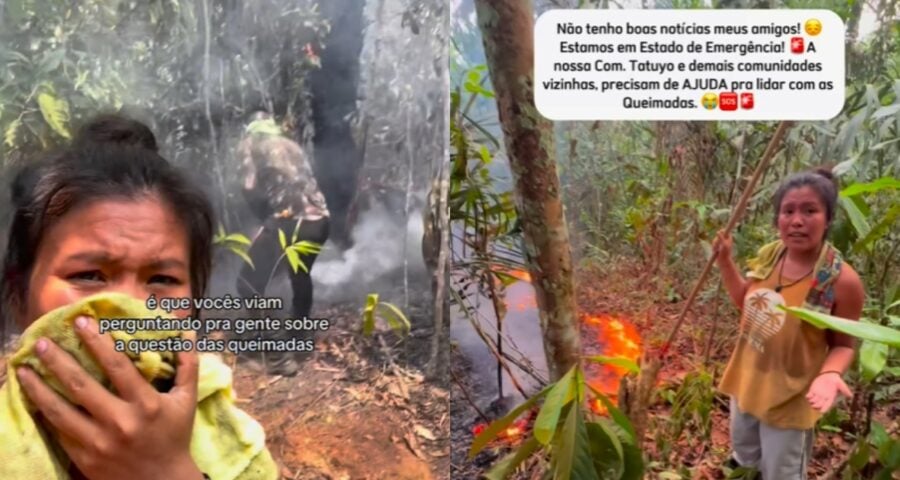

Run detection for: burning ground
[[450, 261, 899, 479]]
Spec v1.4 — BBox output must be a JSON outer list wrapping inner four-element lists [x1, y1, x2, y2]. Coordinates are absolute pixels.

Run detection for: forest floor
[[228, 297, 451, 480], [450, 259, 899, 479]]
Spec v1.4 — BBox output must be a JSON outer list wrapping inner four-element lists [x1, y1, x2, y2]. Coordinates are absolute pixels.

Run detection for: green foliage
[[473, 362, 644, 480], [277, 227, 322, 275], [361, 293, 411, 337], [780, 306, 900, 348], [213, 225, 253, 268], [659, 370, 714, 453], [0, 0, 329, 175]]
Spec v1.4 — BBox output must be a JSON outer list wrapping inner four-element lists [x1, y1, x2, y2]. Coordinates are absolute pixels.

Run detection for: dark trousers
[[237, 216, 330, 322]]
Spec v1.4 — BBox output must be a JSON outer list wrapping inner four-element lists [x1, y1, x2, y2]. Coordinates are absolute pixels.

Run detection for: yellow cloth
[[0, 293, 278, 480]]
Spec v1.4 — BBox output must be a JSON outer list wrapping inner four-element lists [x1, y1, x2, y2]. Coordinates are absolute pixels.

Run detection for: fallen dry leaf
[[414, 424, 436, 441], [403, 432, 427, 460]]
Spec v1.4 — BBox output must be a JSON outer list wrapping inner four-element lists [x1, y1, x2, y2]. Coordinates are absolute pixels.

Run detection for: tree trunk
[[474, 0, 581, 382]]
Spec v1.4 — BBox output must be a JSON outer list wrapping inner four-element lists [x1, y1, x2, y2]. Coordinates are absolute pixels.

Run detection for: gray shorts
[[730, 397, 814, 479]]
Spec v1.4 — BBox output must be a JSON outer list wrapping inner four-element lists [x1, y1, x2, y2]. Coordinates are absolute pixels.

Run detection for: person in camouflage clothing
[[236, 112, 330, 375]]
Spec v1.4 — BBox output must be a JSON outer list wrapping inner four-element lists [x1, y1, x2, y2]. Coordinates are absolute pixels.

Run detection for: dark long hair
[[1, 114, 214, 342]]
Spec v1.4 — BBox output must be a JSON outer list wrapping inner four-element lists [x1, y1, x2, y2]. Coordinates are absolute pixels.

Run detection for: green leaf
[[362, 293, 378, 336], [291, 240, 323, 256], [278, 229, 287, 250], [229, 246, 254, 269], [849, 442, 870, 471], [779, 306, 900, 347], [469, 384, 553, 458], [586, 383, 636, 444], [223, 233, 252, 245], [285, 247, 302, 274], [620, 442, 645, 480], [534, 366, 578, 445], [840, 177, 900, 197], [552, 402, 599, 480], [584, 355, 640, 374], [483, 436, 541, 480], [377, 301, 411, 335], [37, 91, 71, 139], [853, 204, 900, 253], [878, 439, 900, 470], [869, 423, 889, 449], [586, 420, 624, 479], [479, 144, 492, 164], [5, 118, 21, 147], [860, 340, 889, 382], [839, 196, 871, 241]]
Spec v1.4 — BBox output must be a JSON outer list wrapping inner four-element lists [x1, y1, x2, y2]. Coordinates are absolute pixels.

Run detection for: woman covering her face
[[0, 114, 232, 480]]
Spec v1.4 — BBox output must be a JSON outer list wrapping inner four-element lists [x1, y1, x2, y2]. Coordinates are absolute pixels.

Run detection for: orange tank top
[[718, 269, 829, 429]]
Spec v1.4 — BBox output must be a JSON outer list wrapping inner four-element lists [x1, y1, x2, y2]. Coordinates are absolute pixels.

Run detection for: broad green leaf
[[552, 402, 599, 480], [860, 340, 889, 382], [534, 366, 578, 445], [584, 355, 640, 374], [469, 384, 553, 457], [362, 293, 378, 336], [849, 442, 870, 471], [878, 439, 900, 470], [780, 306, 900, 347], [483, 436, 541, 480], [870, 423, 889, 449], [37, 91, 71, 139], [587, 420, 624, 479], [853, 204, 900, 253], [840, 177, 900, 197], [620, 442, 645, 480], [586, 383, 636, 444], [839, 196, 870, 241]]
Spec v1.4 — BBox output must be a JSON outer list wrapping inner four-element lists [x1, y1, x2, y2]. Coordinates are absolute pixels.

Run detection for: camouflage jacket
[[237, 131, 329, 221]]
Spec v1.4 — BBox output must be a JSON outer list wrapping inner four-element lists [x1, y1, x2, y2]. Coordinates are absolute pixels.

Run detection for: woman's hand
[[712, 229, 733, 265], [806, 371, 853, 413], [16, 316, 203, 480]]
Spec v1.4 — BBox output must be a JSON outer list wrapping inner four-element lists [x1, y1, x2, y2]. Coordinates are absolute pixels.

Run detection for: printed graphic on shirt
[[741, 288, 786, 353]]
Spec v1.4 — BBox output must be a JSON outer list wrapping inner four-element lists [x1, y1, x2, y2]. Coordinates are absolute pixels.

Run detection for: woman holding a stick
[[713, 168, 865, 479]]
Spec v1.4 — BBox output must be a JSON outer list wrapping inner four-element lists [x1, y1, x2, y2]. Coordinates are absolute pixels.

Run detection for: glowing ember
[[471, 418, 530, 445]]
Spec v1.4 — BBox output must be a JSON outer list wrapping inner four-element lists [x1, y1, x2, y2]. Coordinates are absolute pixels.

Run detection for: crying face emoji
[[804, 19, 822, 36], [701, 92, 718, 110]]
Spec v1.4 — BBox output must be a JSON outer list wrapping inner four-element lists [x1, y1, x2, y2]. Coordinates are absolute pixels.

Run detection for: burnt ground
[[222, 295, 451, 480], [449, 260, 899, 479]]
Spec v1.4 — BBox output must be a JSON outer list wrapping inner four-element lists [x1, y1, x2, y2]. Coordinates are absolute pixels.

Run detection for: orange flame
[[582, 314, 642, 414]]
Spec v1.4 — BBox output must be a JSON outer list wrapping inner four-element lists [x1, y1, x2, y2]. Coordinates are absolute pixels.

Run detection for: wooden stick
[[661, 120, 793, 357]]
